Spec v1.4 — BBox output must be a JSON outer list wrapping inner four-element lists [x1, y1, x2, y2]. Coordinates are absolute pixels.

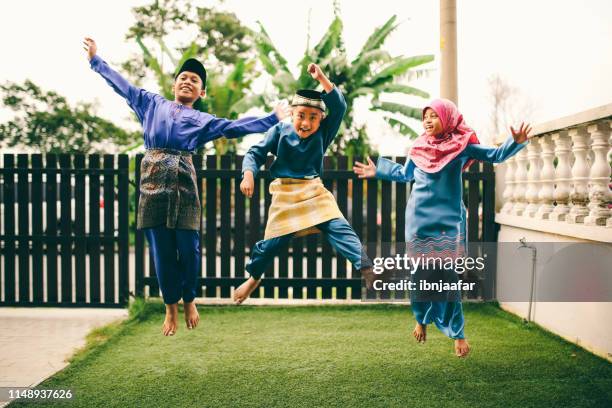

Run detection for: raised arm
[[464, 122, 531, 163], [307, 63, 347, 149], [197, 103, 290, 147], [320, 87, 347, 149], [463, 137, 526, 163], [200, 113, 278, 144], [84, 38, 156, 123]]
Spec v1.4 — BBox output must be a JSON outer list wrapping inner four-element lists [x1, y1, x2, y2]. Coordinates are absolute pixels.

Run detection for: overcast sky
[[1, 0, 610, 154]]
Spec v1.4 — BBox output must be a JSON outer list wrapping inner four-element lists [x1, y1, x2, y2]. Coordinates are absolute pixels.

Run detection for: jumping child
[[233, 63, 372, 303], [353, 98, 531, 357], [84, 38, 289, 336]]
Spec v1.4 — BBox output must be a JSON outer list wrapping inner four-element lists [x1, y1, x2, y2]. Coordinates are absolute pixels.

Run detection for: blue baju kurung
[[90, 54, 278, 304], [376, 136, 527, 338]]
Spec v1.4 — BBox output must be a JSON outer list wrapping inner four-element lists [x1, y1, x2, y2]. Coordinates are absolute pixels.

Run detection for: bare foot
[[413, 323, 427, 343], [233, 277, 261, 305], [163, 303, 178, 336], [184, 301, 200, 330], [455, 338, 470, 357]]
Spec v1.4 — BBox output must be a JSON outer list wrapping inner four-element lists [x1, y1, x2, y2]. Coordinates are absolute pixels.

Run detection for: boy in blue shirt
[[84, 37, 288, 335], [234, 63, 372, 303]]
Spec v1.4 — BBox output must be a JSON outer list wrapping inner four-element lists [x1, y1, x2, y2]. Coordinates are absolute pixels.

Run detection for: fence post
[[45, 154, 59, 304], [205, 155, 217, 297], [31, 154, 44, 303], [102, 155, 115, 304], [3, 155, 16, 303], [89, 154, 101, 303], [59, 154, 72, 304], [74, 154, 86, 303], [134, 154, 144, 297], [118, 155, 129, 305]]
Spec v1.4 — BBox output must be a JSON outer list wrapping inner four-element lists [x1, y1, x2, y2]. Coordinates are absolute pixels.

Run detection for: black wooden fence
[[134, 155, 497, 301], [0, 154, 497, 307], [0, 154, 129, 307]]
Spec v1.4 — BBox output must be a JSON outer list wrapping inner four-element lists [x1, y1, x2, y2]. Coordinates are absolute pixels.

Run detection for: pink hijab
[[409, 98, 480, 173]]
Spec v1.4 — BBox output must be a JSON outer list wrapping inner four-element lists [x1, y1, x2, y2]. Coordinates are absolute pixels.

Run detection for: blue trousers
[[144, 226, 200, 305], [246, 218, 369, 280]]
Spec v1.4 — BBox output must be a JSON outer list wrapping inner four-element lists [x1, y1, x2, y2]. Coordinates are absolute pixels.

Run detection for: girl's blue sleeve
[[375, 157, 415, 183], [464, 136, 528, 163]]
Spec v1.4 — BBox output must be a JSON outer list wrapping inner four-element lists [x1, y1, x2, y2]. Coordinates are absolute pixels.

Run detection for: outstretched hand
[[510, 122, 532, 144], [353, 156, 376, 179], [83, 37, 97, 61]]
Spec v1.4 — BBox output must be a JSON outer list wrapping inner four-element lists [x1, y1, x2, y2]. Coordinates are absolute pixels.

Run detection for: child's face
[[291, 106, 324, 138], [423, 108, 443, 136], [173, 71, 205, 106]]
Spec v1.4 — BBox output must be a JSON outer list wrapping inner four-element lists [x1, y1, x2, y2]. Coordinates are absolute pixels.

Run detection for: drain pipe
[[518, 238, 537, 323]]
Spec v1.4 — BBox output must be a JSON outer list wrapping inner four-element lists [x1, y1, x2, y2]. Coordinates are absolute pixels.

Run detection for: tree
[[255, 11, 434, 157], [487, 74, 535, 141], [124, 0, 254, 74], [0, 80, 139, 154]]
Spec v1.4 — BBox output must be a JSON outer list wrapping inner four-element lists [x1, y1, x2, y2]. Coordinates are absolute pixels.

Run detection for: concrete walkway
[[0, 307, 127, 405]]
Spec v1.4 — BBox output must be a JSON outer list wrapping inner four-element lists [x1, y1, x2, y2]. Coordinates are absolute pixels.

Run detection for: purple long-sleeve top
[[89, 54, 278, 151]]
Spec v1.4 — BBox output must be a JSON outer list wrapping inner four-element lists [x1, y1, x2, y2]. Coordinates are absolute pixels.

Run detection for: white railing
[[496, 104, 611, 242]]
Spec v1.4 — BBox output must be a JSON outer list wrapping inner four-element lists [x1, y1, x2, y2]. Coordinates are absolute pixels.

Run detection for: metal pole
[[518, 238, 537, 323], [440, 0, 458, 104]]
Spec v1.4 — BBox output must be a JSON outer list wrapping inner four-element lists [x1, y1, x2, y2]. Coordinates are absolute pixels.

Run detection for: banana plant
[[255, 13, 434, 155]]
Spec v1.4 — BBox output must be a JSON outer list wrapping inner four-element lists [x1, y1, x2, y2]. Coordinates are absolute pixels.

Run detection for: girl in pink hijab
[[355, 98, 531, 357]]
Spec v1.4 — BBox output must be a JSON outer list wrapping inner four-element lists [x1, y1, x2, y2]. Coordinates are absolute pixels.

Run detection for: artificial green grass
[[14, 302, 612, 408]]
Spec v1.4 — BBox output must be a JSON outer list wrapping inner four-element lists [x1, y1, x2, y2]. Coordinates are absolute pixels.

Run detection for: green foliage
[[0, 80, 139, 154], [125, 1, 253, 68], [256, 14, 434, 155], [122, 0, 256, 87]]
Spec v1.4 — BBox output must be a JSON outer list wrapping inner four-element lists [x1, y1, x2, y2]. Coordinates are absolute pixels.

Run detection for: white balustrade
[[525, 139, 542, 217], [584, 122, 611, 226], [495, 105, 611, 239], [535, 134, 555, 219], [549, 131, 572, 222], [500, 156, 516, 214], [511, 148, 528, 216], [567, 127, 591, 224]]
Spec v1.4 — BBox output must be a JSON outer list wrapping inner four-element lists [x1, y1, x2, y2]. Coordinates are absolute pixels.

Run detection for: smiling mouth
[[180, 87, 192, 92]]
